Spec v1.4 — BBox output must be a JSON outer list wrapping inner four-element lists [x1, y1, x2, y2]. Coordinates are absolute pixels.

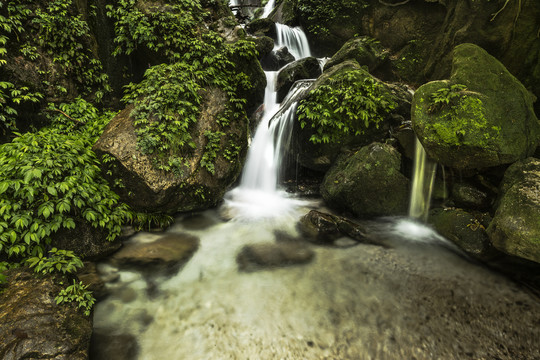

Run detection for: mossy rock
[[487, 158, 540, 264], [323, 36, 387, 73], [267, 0, 298, 25], [429, 208, 492, 260], [320, 142, 409, 218], [246, 18, 276, 38], [412, 44, 540, 170]]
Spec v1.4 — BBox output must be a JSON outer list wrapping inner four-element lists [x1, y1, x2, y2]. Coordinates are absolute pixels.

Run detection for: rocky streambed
[[90, 209, 540, 360]]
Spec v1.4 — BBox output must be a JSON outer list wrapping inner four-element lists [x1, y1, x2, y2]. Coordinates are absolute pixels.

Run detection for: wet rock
[[0, 269, 92, 360], [90, 330, 139, 360], [236, 242, 315, 271], [429, 208, 493, 260], [451, 182, 492, 210], [297, 210, 385, 247], [111, 233, 199, 272], [78, 262, 107, 300], [412, 43, 540, 170], [246, 18, 276, 38], [487, 158, 540, 264], [276, 57, 321, 103], [393, 125, 416, 160], [54, 217, 122, 261], [249, 35, 274, 59], [323, 36, 388, 73], [321, 143, 409, 218], [261, 46, 296, 71]]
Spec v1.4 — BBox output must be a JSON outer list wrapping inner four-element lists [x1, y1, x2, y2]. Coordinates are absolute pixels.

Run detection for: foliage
[[201, 130, 224, 174], [428, 84, 468, 114], [26, 248, 83, 275], [55, 279, 95, 316], [297, 69, 396, 144], [121, 41, 255, 174], [0, 127, 131, 259], [297, 0, 367, 36]]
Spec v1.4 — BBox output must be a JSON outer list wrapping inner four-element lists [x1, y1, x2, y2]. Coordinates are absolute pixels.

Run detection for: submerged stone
[[236, 242, 315, 271], [111, 233, 199, 272], [487, 158, 540, 264]]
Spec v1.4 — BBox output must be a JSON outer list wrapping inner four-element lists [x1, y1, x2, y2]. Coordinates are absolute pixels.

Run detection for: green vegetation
[[297, 69, 396, 144], [56, 279, 95, 316], [423, 83, 500, 147], [109, 0, 257, 174]]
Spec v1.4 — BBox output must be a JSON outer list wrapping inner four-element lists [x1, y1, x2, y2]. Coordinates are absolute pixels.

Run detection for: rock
[[393, 124, 416, 160], [321, 143, 409, 218], [451, 182, 492, 210], [246, 18, 276, 38], [429, 208, 493, 259], [0, 269, 92, 360], [261, 46, 296, 71], [487, 158, 540, 264], [78, 262, 107, 300], [297, 210, 385, 247], [90, 330, 139, 360], [249, 35, 274, 59], [412, 43, 540, 170], [266, 0, 297, 25], [276, 57, 321, 103], [236, 242, 315, 271], [93, 87, 248, 214], [111, 233, 199, 272], [323, 36, 388, 73]]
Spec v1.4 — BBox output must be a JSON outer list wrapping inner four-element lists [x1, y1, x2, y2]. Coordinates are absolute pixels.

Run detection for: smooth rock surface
[[236, 242, 315, 271], [0, 269, 92, 360]]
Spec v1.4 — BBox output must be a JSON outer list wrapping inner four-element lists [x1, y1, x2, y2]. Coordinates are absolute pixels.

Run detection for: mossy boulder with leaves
[[412, 43, 540, 170], [94, 75, 250, 213], [320, 142, 409, 218], [323, 36, 387, 73], [487, 158, 540, 264], [0, 268, 92, 359], [294, 60, 403, 171]]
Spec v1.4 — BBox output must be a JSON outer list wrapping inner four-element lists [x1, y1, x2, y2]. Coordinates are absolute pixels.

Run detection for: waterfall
[[274, 23, 311, 60], [408, 137, 437, 221], [224, 23, 313, 219], [261, 0, 275, 18]]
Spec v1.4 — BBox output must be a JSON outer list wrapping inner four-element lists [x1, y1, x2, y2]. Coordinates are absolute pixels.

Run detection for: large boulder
[[0, 269, 92, 360], [487, 158, 540, 264], [321, 142, 409, 218], [323, 36, 388, 73], [412, 44, 540, 170], [93, 87, 248, 214], [276, 57, 321, 102], [295, 60, 410, 171]]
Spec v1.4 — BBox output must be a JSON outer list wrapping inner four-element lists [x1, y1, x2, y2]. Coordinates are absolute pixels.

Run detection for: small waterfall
[[274, 23, 311, 60], [408, 137, 437, 221], [261, 0, 275, 18]]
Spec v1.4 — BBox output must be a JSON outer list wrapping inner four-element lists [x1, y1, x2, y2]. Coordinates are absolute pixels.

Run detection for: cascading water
[[408, 137, 437, 221], [274, 23, 311, 60], [261, 0, 275, 18], [223, 21, 313, 219]]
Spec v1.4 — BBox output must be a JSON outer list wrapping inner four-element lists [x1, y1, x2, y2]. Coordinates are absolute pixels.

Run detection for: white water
[[261, 0, 275, 18], [224, 24, 314, 220], [408, 137, 437, 221], [274, 23, 311, 60]]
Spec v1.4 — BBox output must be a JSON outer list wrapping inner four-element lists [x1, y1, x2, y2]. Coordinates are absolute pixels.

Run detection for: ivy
[[201, 130, 225, 174], [55, 279, 95, 316], [428, 84, 468, 114], [297, 69, 396, 144]]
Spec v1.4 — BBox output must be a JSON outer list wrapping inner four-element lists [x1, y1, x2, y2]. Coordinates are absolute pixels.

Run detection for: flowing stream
[[91, 10, 540, 360]]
